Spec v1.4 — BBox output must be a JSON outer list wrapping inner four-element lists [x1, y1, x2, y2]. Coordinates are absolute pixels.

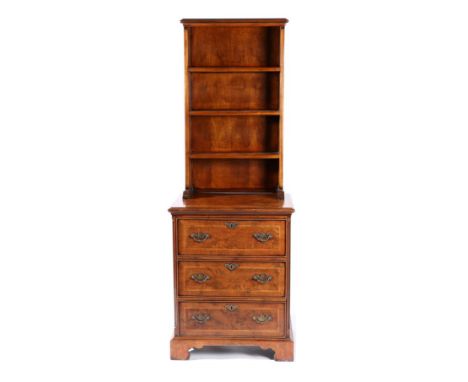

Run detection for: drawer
[[179, 302, 285, 337], [178, 219, 286, 256], [178, 261, 285, 297]]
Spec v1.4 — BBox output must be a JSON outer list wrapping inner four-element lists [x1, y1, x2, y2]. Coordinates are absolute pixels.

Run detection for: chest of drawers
[[169, 194, 294, 361]]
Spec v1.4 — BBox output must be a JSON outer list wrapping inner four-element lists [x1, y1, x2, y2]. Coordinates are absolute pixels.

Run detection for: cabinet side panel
[[172, 216, 180, 335], [278, 27, 285, 190], [184, 27, 191, 191]]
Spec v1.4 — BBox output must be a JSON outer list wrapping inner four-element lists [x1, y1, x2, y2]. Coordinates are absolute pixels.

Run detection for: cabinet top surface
[[181, 18, 288, 26], [169, 194, 294, 215]]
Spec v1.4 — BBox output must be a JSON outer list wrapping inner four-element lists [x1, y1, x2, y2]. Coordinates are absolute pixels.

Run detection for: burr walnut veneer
[[169, 194, 294, 361], [170, 19, 294, 361]]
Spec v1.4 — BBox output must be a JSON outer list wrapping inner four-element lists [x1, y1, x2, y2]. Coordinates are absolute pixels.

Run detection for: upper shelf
[[189, 110, 280, 116], [189, 67, 281, 73]]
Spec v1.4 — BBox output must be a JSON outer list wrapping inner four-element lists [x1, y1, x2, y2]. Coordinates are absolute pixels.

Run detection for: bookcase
[[170, 19, 294, 362], [182, 19, 287, 199]]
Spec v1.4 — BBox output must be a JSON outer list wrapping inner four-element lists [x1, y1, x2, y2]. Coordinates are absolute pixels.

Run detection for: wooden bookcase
[[182, 19, 288, 199], [170, 19, 294, 362]]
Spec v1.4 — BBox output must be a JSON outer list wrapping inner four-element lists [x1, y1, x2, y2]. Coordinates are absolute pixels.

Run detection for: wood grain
[[191, 159, 279, 192], [278, 27, 285, 191], [181, 19, 288, 25], [178, 301, 285, 337], [170, 332, 294, 361], [182, 20, 286, 198], [170, 193, 294, 215], [173, 19, 293, 362], [189, 26, 280, 67], [189, 67, 280, 72], [189, 110, 279, 116], [184, 27, 191, 191], [189, 153, 279, 159], [191, 116, 279, 153], [178, 218, 285, 256], [191, 73, 279, 111], [178, 261, 285, 297]]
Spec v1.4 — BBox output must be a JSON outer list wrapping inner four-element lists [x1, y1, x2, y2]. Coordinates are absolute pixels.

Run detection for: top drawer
[[177, 219, 286, 256]]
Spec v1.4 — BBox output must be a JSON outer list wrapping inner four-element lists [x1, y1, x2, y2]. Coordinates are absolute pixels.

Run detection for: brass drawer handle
[[252, 314, 272, 324], [192, 313, 210, 324], [224, 304, 238, 312], [224, 263, 239, 271], [252, 273, 272, 284], [191, 273, 210, 283], [225, 222, 238, 229], [189, 232, 210, 242], [253, 232, 273, 243]]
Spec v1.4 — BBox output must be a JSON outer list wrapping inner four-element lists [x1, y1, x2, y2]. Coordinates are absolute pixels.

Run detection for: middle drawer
[[178, 261, 286, 297]]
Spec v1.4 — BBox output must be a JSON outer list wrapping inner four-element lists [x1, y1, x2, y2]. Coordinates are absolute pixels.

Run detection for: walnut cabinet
[[170, 19, 294, 361]]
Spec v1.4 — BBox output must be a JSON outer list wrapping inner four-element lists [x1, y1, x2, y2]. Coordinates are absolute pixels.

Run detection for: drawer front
[[178, 261, 285, 297], [179, 302, 285, 337], [178, 219, 286, 256]]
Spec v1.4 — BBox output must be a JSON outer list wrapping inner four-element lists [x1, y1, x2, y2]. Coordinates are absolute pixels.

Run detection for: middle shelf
[[190, 152, 280, 159], [189, 66, 281, 73], [190, 110, 280, 116]]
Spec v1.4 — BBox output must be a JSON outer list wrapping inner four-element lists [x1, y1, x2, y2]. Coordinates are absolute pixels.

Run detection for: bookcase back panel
[[191, 73, 279, 110], [190, 27, 280, 67], [191, 116, 279, 153], [192, 159, 279, 191]]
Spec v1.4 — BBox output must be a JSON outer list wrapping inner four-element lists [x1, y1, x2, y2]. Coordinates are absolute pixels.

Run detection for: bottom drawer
[[179, 302, 285, 338]]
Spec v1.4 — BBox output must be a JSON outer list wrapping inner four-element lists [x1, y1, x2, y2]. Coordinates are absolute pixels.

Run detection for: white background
[[1, 0, 467, 381]]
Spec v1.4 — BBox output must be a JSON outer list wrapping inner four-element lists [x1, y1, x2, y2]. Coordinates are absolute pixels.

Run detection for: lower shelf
[[183, 188, 284, 200]]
